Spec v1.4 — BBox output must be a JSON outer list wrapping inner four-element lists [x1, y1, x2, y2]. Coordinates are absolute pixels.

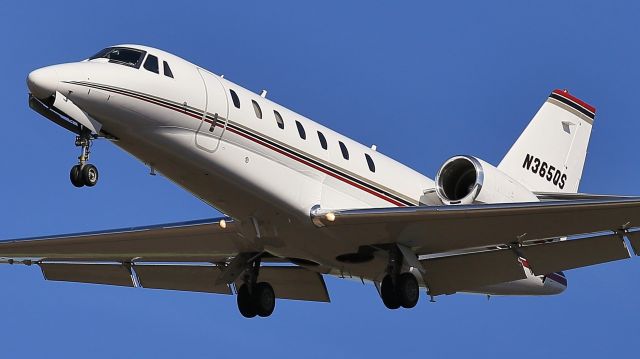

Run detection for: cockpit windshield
[[89, 47, 147, 68]]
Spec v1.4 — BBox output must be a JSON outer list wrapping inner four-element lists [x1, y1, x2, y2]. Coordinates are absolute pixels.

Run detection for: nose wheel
[[70, 132, 99, 188]]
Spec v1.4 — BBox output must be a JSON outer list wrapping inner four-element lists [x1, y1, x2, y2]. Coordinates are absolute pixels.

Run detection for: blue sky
[[1, 1, 639, 357]]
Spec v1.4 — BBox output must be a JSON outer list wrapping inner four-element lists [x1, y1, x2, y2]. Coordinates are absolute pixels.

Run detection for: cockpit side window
[[143, 54, 159, 74], [163, 61, 174, 78], [90, 47, 146, 68]]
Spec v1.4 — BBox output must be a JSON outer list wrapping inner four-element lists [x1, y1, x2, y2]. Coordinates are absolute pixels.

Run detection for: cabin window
[[295, 121, 306, 139], [143, 54, 159, 74], [163, 61, 174, 78], [274, 110, 285, 129], [339, 141, 349, 160], [365, 153, 376, 172], [252, 100, 262, 119], [317, 131, 327, 150], [230, 89, 240, 109]]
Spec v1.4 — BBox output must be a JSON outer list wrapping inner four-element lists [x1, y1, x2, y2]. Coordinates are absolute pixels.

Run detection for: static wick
[[219, 219, 227, 229], [325, 212, 336, 222]]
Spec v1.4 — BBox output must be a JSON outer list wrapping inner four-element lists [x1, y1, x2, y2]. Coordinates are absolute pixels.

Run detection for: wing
[[0, 217, 248, 263], [0, 217, 330, 302], [312, 198, 640, 293]]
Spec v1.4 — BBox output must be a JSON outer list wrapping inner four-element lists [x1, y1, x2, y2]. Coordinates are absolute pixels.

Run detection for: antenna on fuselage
[[260, 90, 267, 98]]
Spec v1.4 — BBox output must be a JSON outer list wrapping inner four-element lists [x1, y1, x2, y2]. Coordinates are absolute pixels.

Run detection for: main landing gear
[[236, 258, 276, 318], [70, 132, 99, 188], [380, 247, 420, 310]]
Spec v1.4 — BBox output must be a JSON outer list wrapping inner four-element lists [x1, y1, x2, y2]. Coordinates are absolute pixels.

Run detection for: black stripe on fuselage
[[221, 120, 414, 206], [65, 81, 418, 207]]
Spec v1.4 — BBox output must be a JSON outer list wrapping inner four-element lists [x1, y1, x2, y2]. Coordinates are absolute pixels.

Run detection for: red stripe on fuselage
[[223, 125, 407, 207], [96, 84, 408, 207]]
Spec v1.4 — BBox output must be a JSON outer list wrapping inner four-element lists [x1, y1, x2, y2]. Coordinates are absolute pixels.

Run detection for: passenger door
[[195, 68, 229, 153]]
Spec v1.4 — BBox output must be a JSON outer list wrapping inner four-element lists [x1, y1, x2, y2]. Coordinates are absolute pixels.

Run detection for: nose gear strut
[[70, 130, 99, 187]]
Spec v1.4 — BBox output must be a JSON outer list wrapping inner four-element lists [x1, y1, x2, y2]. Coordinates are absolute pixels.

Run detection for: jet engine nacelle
[[435, 155, 539, 205]]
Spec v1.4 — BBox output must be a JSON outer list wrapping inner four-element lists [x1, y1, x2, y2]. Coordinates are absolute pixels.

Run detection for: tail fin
[[498, 89, 595, 193]]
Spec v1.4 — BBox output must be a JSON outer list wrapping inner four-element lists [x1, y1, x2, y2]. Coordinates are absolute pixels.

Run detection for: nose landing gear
[[70, 132, 99, 188]]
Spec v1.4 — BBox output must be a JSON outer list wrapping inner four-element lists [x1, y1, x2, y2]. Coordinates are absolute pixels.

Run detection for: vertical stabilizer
[[498, 89, 595, 193]]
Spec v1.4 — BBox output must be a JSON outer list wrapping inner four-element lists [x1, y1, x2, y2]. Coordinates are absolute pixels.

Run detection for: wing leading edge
[[0, 217, 247, 263]]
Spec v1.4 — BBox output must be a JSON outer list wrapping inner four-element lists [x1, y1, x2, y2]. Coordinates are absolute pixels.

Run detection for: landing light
[[219, 219, 227, 229]]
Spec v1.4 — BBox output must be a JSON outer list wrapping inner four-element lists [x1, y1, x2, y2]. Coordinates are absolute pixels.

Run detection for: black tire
[[254, 282, 275, 317], [237, 284, 257, 318], [82, 164, 99, 187], [70, 165, 84, 187], [380, 274, 400, 309], [397, 273, 419, 309]]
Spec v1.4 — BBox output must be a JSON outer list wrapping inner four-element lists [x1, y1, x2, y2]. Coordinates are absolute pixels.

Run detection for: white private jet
[[5, 44, 640, 318]]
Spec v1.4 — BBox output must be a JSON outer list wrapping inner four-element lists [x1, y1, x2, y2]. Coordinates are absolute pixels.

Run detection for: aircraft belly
[[110, 127, 319, 219]]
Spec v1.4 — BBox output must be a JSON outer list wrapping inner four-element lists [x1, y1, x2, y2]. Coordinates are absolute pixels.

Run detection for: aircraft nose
[[27, 66, 59, 100]]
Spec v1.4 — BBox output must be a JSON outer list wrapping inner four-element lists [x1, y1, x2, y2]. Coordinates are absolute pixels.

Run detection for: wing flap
[[520, 234, 630, 275], [241, 267, 330, 302], [37, 263, 328, 300], [421, 250, 527, 296], [134, 265, 232, 294], [39, 263, 134, 287]]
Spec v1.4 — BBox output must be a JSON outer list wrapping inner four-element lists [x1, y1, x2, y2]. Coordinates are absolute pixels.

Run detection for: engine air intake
[[435, 155, 538, 205], [436, 156, 482, 205]]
